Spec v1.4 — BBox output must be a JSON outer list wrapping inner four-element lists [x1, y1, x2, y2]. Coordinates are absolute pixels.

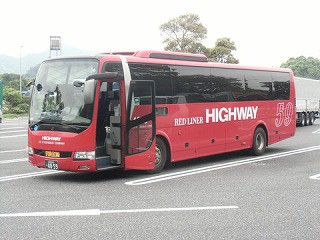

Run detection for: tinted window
[[212, 68, 245, 101], [124, 63, 290, 104], [271, 72, 290, 100], [129, 63, 172, 103], [104, 62, 124, 80], [243, 70, 273, 100], [171, 66, 212, 103]]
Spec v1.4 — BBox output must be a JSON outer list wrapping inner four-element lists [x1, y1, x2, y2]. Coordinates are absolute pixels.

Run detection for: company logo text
[[174, 106, 258, 126], [42, 136, 61, 141], [206, 106, 258, 123]]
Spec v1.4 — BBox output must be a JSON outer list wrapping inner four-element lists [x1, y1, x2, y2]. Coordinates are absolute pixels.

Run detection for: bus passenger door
[[124, 80, 156, 170]]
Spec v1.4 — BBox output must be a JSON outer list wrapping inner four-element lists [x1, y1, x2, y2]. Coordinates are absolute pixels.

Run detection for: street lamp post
[[19, 46, 23, 94]]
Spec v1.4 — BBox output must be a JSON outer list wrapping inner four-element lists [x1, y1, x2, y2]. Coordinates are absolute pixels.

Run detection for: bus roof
[[104, 50, 292, 73], [44, 50, 292, 73]]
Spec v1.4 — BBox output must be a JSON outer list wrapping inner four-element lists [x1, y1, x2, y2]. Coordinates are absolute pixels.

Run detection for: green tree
[[0, 74, 33, 115], [160, 13, 207, 53], [0, 73, 19, 85], [207, 37, 239, 63], [3, 88, 22, 107], [2, 87, 29, 114], [281, 56, 320, 79], [0, 73, 30, 91]]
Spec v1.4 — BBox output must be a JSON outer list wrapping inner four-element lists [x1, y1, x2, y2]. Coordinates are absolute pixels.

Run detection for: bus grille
[[34, 149, 72, 158]]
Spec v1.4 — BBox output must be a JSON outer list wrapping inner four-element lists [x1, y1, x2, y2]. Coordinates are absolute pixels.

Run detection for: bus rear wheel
[[251, 127, 267, 156], [148, 137, 167, 174]]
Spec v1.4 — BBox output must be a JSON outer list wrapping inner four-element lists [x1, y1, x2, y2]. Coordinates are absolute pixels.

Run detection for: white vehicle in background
[[295, 77, 320, 126], [0, 79, 2, 123]]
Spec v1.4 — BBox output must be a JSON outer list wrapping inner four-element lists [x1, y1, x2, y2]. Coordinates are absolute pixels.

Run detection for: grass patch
[[3, 113, 28, 119]]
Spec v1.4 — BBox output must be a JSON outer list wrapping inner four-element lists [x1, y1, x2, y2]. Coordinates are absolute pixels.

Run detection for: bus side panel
[[196, 103, 226, 158], [159, 104, 227, 162], [224, 102, 251, 152], [267, 100, 296, 144], [156, 99, 295, 163], [168, 104, 199, 161]]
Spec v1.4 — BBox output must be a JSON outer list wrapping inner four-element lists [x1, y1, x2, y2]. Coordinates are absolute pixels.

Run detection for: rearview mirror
[[84, 72, 118, 104], [84, 79, 96, 104]]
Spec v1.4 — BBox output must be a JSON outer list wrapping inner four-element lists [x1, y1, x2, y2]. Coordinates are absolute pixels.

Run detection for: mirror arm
[[26, 80, 35, 87], [86, 72, 118, 81]]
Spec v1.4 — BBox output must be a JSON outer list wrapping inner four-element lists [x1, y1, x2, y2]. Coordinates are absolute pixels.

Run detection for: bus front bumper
[[28, 155, 97, 172]]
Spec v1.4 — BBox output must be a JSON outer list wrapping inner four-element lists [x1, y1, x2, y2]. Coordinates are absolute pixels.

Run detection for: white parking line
[[0, 122, 28, 126], [0, 134, 27, 139], [312, 128, 320, 134], [0, 158, 28, 164], [0, 127, 25, 130], [0, 170, 60, 182], [0, 149, 27, 154], [309, 174, 320, 180], [0, 206, 239, 217], [0, 130, 27, 134], [126, 145, 320, 186]]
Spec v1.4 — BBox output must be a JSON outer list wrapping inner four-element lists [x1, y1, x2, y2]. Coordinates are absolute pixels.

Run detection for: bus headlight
[[74, 151, 95, 160]]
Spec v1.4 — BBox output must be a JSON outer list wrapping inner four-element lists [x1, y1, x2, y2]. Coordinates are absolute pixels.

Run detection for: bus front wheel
[[251, 127, 267, 156], [148, 137, 168, 174]]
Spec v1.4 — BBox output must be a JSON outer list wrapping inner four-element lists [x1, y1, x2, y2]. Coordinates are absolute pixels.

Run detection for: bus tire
[[148, 137, 167, 174], [299, 113, 305, 127], [304, 113, 309, 126], [309, 112, 315, 125], [251, 127, 267, 156]]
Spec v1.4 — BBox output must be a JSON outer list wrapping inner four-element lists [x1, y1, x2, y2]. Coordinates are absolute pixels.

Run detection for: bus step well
[[96, 145, 106, 157], [96, 156, 121, 171]]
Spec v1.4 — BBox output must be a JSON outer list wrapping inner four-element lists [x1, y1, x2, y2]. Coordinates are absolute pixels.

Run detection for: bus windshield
[[29, 59, 99, 129]]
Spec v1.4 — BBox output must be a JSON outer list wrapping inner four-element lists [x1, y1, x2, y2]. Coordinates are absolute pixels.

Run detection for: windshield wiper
[[32, 119, 81, 131], [53, 120, 81, 131]]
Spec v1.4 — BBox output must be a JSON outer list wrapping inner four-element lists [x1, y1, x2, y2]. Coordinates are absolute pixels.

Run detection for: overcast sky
[[1, 0, 319, 67]]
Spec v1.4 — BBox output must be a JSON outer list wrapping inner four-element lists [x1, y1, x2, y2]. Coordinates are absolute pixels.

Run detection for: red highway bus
[[28, 50, 296, 173]]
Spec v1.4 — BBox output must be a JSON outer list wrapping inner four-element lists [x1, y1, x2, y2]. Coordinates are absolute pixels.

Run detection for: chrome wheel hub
[[155, 145, 162, 165]]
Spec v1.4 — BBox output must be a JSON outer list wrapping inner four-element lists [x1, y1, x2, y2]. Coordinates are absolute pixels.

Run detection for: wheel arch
[[155, 131, 172, 162], [252, 122, 269, 147]]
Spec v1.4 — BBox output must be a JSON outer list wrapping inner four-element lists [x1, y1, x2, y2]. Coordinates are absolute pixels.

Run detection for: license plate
[[45, 160, 59, 170], [45, 151, 60, 158]]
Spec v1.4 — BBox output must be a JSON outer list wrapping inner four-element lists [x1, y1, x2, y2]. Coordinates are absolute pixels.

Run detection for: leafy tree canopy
[[3, 87, 22, 107], [207, 37, 239, 63], [0, 73, 31, 91], [0, 73, 19, 85], [281, 56, 320, 79], [0, 74, 32, 114], [160, 13, 207, 53], [160, 14, 239, 64]]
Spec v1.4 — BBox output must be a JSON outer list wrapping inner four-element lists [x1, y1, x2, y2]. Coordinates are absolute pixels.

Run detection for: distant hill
[[0, 45, 93, 77]]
